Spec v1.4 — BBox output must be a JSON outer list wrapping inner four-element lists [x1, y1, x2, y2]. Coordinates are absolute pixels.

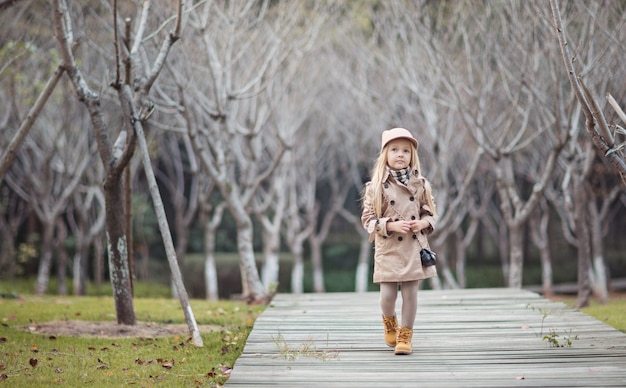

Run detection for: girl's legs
[[399, 280, 419, 329], [379, 282, 399, 316]]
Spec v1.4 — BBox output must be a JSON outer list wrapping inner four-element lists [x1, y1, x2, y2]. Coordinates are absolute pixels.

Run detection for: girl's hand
[[409, 219, 430, 233], [387, 220, 412, 234]]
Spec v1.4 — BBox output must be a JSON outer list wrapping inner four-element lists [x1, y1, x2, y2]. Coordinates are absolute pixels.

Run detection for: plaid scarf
[[388, 167, 411, 186]]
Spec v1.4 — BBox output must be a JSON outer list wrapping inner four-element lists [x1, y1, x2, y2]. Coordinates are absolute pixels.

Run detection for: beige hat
[[380, 127, 419, 151]]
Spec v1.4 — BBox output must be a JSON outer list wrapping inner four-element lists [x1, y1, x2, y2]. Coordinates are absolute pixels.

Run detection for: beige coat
[[361, 170, 437, 283]]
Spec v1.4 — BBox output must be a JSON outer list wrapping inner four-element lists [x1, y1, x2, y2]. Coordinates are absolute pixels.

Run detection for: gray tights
[[380, 280, 419, 329]]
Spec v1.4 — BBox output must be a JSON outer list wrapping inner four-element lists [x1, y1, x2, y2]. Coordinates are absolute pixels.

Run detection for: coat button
[[390, 200, 395, 205], [412, 234, 417, 239], [384, 183, 389, 189], [409, 196, 415, 201], [411, 215, 416, 220], [398, 236, 403, 241]]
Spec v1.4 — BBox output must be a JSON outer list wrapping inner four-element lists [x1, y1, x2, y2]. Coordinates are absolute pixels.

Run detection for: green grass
[[0, 285, 265, 387], [553, 294, 626, 333]]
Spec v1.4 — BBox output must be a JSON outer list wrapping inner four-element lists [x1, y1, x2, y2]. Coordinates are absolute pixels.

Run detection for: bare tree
[[0, 66, 64, 181], [587, 171, 623, 302], [68, 183, 105, 295], [51, 0, 202, 345], [550, 0, 626, 182], [281, 151, 315, 294], [548, 0, 625, 304], [529, 199, 554, 297], [5, 110, 92, 295], [198, 190, 225, 301], [180, 0, 324, 301]]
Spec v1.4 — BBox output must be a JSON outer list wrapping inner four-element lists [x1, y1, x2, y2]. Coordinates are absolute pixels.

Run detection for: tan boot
[[382, 315, 398, 347], [394, 327, 413, 355]]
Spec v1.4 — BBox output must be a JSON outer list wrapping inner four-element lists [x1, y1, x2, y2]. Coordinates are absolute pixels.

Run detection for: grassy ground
[[547, 293, 626, 333], [0, 281, 266, 387]]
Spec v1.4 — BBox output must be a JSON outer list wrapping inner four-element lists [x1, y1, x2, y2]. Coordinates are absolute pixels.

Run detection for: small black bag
[[420, 248, 437, 267]]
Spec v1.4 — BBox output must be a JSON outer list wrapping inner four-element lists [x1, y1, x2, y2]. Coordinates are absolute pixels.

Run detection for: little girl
[[361, 127, 438, 355]]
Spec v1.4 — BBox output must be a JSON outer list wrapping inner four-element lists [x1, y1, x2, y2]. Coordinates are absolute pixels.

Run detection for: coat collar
[[383, 169, 422, 193]]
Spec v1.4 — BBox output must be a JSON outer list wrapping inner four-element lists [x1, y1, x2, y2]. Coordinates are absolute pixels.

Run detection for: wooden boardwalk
[[227, 288, 626, 387]]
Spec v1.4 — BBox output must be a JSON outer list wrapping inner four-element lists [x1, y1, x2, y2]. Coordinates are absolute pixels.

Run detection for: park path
[[227, 288, 626, 387]]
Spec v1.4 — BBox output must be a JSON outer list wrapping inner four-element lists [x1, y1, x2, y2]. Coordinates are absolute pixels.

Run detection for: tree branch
[[0, 65, 64, 181]]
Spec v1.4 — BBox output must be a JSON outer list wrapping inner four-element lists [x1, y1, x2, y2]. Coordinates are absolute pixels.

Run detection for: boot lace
[[397, 328, 412, 343], [383, 317, 397, 333]]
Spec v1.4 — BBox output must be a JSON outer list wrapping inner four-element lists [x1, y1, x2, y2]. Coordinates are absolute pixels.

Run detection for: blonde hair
[[364, 142, 437, 219]]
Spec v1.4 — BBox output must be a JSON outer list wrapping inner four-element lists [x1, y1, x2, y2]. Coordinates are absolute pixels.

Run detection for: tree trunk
[[455, 231, 467, 288], [261, 226, 280, 290], [104, 173, 137, 325], [309, 236, 325, 293], [94, 236, 104, 286], [507, 224, 524, 288], [355, 237, 371, 292], [55, 220, 68, 295], [291, 244, 305, 294], [539, 248, 554, 298], [438, 243, 459, 289], [573, 177, 592, 308], [203, 214, 219, 301], [588, 193, 609, 303], [124, 165, 134, 295], [72, 243, 88, 296], [236, 216, 267, 301], [34, 221, 54, 295], [530, 205, 553, 297]]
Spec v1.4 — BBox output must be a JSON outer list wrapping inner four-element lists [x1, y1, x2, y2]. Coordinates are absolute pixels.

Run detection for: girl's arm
[[361, 182, 392, 242]]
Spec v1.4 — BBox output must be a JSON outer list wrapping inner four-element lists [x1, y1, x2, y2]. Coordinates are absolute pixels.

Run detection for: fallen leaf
[[49, 335, 56, 340], [55, 367, 63, 373], [0, 373, 7, 380], [219, 364, 232, 376], [0, 337, 6, 343], [29, 358, 38, 368]]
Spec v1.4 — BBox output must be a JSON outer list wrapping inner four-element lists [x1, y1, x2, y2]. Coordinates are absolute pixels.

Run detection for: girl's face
[[386, 139, 412, 170]]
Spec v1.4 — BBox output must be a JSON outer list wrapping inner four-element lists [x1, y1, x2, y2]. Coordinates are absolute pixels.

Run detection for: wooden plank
[[227, 289, 626, 387]]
